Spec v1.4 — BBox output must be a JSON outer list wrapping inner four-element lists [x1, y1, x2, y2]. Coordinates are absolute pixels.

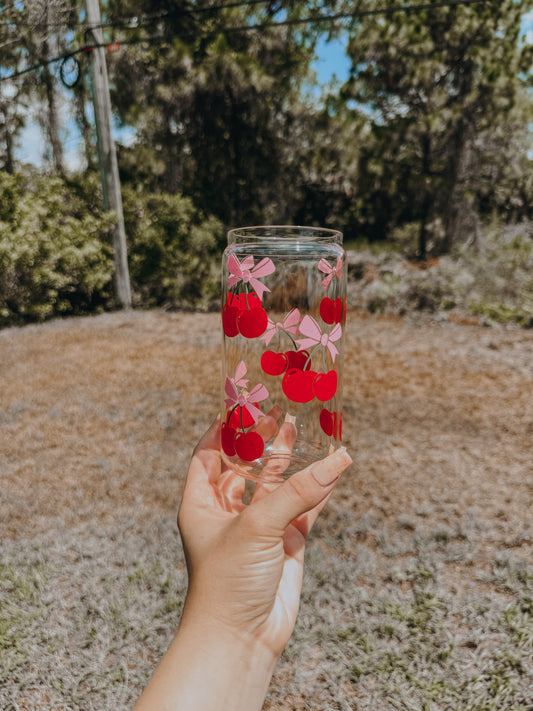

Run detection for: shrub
[[0, 170, 225, 328], [0, 171, 115, 327], [122, 188, 224, 311], [351, 222, 533, 327]]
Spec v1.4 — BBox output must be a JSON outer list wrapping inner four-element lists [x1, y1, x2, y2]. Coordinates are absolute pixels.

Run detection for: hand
[[177, 414, 352, 657], [133, 415, 352, 711]]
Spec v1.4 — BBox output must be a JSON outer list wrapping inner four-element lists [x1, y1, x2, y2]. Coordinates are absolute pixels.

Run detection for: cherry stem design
[[304, 343, 323, 371], [277, 327, 297, 351], [228, 403, 245, 433]]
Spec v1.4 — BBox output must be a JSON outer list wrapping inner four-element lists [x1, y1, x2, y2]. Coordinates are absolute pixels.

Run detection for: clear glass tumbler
[[220, 226, 346, 482]]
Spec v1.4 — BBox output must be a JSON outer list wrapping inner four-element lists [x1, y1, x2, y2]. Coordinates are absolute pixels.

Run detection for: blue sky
[[14, 10, 533, 168]]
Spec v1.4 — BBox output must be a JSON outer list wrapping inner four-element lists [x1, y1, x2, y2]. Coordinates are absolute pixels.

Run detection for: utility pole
[[85, 0, 132, 308]]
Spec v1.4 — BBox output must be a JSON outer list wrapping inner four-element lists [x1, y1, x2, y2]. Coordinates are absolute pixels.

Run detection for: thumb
[[250, 447, 352, 534]]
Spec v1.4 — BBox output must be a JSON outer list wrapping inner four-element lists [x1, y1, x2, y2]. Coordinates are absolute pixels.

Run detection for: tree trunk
[[0, 103, 15, 174], [42, 62, 65, 175], [442, 121, 471, 253], [74, 82, 95, 169]]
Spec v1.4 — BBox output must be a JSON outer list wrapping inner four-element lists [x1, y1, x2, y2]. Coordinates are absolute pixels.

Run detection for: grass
[[4, 516, 531, 710], [0, 517, 188, 710], [269, 510, 533, 711], [0, 310, 531, 710]]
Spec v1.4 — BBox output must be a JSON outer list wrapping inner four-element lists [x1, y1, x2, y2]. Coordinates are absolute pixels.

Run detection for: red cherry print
[[235, 431, 264, 461], [335, 297, 344, 324], [240, 292, 261, 310], [313, 370, 338, 401], [221, 424, 237, 456], [237, 306, 268, 338], [285, 349, 311, 371], [227, 405, 256, 430], [261, 350, 288, 376], [335, 412, 343, 441], [282, 368, 316, 403], [320, 297, 336, 324], [320, 409, 334, 437], [222, 305, 240, 337]]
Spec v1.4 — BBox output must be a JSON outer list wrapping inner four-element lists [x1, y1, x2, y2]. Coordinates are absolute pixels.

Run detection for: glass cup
[[220, 226, 346, 482]]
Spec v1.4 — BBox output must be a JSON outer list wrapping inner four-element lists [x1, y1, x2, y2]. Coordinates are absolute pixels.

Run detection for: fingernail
[[284, 413, 296, 425], [311, 447, 352, 487]]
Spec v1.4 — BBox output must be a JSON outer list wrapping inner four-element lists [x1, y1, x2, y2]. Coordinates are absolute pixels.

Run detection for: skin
[[133, 415, 352, 711]]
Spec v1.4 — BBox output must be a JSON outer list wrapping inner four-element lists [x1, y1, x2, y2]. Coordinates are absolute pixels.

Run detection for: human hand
[[177, 414, 352, 659]]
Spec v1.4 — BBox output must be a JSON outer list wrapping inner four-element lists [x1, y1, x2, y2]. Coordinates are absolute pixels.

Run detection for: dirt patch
[[2, 310, 530, 552], [1, 309, 532, 709]]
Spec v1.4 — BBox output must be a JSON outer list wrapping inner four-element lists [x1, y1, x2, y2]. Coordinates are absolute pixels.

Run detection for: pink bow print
[[225, 360, 269, 424], [227, 254, 276, 300], [296, 316, 342, 363], [228, 360, 249, 390], [261, 308, 301, 346], [318, 256, 343, 291]]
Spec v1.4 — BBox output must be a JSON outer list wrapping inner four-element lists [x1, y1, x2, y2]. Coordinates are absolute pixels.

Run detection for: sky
[[13, 10, 533, 169]]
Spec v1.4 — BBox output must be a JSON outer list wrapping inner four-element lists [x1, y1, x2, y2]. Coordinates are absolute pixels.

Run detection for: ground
[[1, 310, 532, 710]]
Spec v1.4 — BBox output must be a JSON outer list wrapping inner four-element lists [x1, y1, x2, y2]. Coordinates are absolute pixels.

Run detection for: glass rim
[[227, 224, 343, 245]]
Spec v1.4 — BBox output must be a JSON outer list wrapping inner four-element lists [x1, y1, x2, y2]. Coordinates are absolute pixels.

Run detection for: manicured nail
[[311, 447, 352, 487], [284, 413, 296, 425]]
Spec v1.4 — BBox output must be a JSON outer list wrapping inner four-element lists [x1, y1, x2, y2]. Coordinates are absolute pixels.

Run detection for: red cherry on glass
[[285, 349, 311, 371], [320, 409, 334, 436], [335, 297, 344, 324], [240, 292, 261, 310], [237, 306, 268, 338], [261, 350, 288, 376], [222, 305, 240, 337], [221, 424, 237, 456], [282, 368, 316, 403], [227, 405, 256, 430], [320, 297, 336, 324], [335, 412, 343, 441], [313, 370, 338, 401], [235, 431, 264, 461]]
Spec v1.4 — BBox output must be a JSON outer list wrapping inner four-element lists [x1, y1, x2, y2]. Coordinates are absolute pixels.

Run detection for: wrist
[[134, 604, 278, 711]]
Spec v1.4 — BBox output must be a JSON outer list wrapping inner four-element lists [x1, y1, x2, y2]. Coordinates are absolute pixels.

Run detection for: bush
[[123, 188, 224, 311], [0, 170, 225, 329], [350, 221, 533, 327], [0, 171, 115, 327]]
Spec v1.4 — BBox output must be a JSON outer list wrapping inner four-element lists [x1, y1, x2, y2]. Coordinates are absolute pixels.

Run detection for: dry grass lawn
[[1, 310, 532, 709]]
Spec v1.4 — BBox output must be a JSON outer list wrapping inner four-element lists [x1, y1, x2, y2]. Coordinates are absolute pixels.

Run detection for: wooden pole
[[85, 0, 132, 308]]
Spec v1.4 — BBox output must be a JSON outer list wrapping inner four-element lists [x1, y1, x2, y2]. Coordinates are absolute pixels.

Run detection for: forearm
[[132, 610, 278, 711]]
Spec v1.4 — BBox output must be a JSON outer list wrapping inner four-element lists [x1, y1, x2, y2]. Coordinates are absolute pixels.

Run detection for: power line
[[0, 0, 270, 30], [0, 0, 500, 83]]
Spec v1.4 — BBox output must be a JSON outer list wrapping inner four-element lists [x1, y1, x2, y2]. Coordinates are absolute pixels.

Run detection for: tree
[[0, 1, 80, 174], [341, 0, 533, 256], [0, 3, 30, 171], [104, 0, 324, 226]]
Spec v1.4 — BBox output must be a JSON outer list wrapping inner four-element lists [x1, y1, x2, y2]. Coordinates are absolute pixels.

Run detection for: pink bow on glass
[[225, 361, 269, 424], [318, 256, 343, 291], [261, 308, 301, 346], [227, 360, 249, 390], [227, 254, 276, 300], [296, 316, 342, 363]]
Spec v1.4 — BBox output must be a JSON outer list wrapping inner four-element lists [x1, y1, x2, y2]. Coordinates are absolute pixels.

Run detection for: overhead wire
[[0, 0, 502, 83]]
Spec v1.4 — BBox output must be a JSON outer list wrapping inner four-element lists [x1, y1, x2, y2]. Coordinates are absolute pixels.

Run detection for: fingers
[[179, 417, 224, 518], [248, 447, 352, 536]]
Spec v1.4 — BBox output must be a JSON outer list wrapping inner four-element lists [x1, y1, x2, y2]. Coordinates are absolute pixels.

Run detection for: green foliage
[[351, 222, 533, 326], [0, 557, 49, 678], [340, 0, 533, 252], [122, 187, 224, 311], [0, 171, 115, 327]]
